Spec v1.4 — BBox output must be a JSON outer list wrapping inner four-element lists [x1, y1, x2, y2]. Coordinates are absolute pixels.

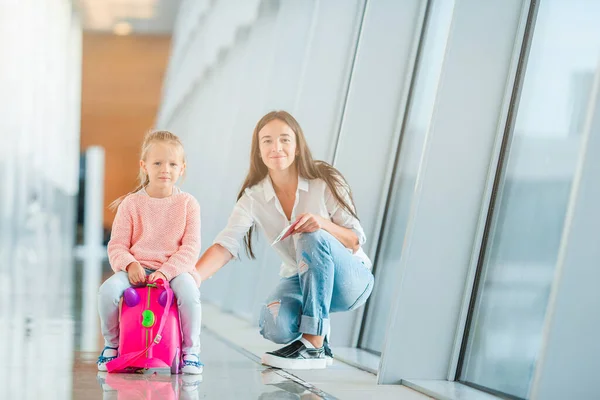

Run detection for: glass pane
[[359, 0, 455, 353], [461, 1, 600, 397]]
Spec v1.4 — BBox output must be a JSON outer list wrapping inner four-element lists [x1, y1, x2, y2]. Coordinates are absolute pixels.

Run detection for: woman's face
[[258, 119, 298, 172]]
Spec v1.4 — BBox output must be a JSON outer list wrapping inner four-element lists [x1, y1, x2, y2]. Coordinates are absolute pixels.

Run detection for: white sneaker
[[181, 354, 203, 374]]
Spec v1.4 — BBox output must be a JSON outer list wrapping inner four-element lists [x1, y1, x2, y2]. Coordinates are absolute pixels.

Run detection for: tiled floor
[[72, 330, 332, 399], [1, 259, 431, 399], [201, 303, 431, 400]]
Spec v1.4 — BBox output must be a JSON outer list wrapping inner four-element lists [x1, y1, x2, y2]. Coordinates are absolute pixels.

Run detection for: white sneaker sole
[[261, 354, 327, 370], [182, 365, 203, 375], [97, 363, 108, 372], [326, 357, 333, 366]]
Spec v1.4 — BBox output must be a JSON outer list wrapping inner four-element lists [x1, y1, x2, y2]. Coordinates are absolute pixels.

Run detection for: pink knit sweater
[[107, 190, 201, 286]]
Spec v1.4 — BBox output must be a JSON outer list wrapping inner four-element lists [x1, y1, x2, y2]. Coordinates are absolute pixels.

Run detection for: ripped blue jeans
[[259, 230, 374, 344]]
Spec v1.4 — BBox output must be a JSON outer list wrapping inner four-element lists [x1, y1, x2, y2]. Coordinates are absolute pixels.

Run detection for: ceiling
[[78, 0, 182, 35]]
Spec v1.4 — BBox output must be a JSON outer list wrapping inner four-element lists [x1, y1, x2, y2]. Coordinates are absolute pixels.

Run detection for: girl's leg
[[170, 272, 202, 355], [97, 271, 132, 347]]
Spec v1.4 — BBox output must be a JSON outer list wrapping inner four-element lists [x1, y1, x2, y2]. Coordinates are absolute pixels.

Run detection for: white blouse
[[214, 175, 372, 278]]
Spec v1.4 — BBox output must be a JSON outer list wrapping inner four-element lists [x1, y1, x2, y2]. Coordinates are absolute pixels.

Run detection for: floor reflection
[[72, 329, 333, 399], [259, 369, 326, 400], [96, 371, 201, 400]]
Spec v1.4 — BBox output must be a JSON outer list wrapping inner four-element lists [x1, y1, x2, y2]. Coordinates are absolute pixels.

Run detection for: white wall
[[0, 1, 81, 398]]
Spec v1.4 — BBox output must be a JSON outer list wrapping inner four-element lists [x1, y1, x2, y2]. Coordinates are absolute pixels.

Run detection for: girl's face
[[258, 119, 298, 172], [140, 142, 185, 190]]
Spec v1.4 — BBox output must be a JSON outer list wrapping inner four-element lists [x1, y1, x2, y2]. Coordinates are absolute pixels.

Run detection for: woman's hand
[[294, 213, 325, 234], [293, 213, 360, 252], [126, 262, 146, 285], [148, 271, 167, 283]]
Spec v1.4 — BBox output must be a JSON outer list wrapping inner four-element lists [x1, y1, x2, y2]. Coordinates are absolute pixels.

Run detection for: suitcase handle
[[106, 279, 173, 372]]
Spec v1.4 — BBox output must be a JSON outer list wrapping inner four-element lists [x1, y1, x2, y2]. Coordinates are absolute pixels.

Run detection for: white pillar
[[81, 146, 106, 352]]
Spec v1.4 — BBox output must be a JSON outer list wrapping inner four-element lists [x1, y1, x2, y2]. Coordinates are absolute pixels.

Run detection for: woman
[[195, 111, 374, 370]]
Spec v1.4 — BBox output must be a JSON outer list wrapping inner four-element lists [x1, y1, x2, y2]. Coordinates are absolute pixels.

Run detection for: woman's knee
[[296, 230, 333, 274], [297, 230, 328, 251]]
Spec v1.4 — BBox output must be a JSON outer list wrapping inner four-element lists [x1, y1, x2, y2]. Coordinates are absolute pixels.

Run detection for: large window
[[359, 0, 455, 354], [460, 1, 600, 397]]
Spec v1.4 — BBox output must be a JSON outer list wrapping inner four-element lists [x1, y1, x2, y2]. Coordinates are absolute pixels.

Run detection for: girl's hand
[[126, 262, 146, 285], [294, 213, 324, 234], [148, 271, 167, 283]]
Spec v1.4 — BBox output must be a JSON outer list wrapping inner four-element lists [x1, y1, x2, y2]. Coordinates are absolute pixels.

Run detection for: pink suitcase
[[106, 279, 182, 374]]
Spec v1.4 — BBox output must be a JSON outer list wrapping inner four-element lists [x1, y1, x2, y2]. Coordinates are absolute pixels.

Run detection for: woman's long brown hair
[[238, 110, 359, 259]]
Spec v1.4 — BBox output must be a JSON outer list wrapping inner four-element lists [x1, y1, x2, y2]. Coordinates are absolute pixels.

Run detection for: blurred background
[[0, 0, 599, 399]]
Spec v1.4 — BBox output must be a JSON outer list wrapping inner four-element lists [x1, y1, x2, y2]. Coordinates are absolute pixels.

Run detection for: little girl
[[97, 130, 203, 374]]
